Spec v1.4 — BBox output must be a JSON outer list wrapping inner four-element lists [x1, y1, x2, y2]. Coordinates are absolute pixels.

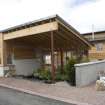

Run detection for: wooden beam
[[59, 26, 87, 50], [56, 31, 76, 49], [3, 22, 58, 40], [56, 20, 91, 47]]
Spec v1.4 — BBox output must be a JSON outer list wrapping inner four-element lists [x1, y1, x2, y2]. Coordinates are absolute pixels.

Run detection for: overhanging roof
[[1, 15, 79, 34], [1, 14, 91, 49]]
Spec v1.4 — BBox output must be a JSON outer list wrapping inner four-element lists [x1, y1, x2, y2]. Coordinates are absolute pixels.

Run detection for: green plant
[[41, 69, 51, 80], [33, 57, 76, 85], [33, 68, 51, 80], [80, 56, 90, 63], [55, 66, 68, 81], [33, 69, 39, 77], [65, 58, 76, 85]]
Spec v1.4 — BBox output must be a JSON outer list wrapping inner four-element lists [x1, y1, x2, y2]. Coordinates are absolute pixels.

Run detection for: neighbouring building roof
[[82, 30, 105, 36], [82, 30, 105, 42]]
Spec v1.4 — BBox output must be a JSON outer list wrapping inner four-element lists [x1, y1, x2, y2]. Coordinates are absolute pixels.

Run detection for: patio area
[[0, 78, 105, 105]]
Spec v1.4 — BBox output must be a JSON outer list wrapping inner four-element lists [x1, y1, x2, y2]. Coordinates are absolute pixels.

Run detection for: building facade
[[82, 31, 105, 60]]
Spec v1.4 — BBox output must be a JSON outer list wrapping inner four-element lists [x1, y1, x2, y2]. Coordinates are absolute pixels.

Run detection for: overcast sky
[[0, 0, 104, 33]]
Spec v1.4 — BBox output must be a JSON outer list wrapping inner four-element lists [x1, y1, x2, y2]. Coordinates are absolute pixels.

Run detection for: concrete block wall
[[75, 60, 105, 87], [0, 66, 10, 77], [0, 66, 4, 77], [13, 59, 41, 76]]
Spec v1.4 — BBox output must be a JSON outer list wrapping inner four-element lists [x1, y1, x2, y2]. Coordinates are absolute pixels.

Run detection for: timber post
[[50, 31, 55, 82]]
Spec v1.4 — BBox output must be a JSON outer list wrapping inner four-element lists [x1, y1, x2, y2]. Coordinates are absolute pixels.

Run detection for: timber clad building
[[83, 31, 105, 60], [0, 15, 91, 79]]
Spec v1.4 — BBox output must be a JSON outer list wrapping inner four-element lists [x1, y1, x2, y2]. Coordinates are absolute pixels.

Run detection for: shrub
[[56, 66, 68, 81], [65, 58, 76, 86], [41, 69, 51, 80], [33, 69, 39, 78], [33, 57, 76, 85], [33, 68, 51, 80], [80, 56, 90, 63]]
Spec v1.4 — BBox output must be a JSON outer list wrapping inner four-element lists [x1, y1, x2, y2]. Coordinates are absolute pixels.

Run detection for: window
[[95, 43, 103, 51], [45, 55, 51, 64]]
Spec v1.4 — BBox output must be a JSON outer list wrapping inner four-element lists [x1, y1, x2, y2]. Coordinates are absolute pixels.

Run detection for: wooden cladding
[[89, 42, 105, 60], [89, 52, 105, 60], [13, 48, 35, 59]]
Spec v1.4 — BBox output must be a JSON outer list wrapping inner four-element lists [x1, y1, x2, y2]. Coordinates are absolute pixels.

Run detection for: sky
[[0, 0, 104, 33]]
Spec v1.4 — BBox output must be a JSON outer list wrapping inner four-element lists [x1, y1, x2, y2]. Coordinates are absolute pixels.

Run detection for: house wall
[[12, 47, 42, 76], [4, 42, 43, 76], [83, 32, 105, 60], [75, 60, 105, 87], [89, 43, 105, 60], [13, 47, 35, 59], [84, 33, 105, 41], [89, 42, 105, 60]]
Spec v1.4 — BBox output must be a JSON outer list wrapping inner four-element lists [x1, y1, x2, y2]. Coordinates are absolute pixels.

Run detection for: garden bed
[[31, 58, 76, 85]]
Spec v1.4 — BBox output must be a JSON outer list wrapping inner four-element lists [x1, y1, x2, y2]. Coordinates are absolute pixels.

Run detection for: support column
[[65, 50, 67, 65], [51, 31, 55, 82], [57, 52, 59, 68], [0, 33, 4, 66], [0, 33, 6, 77], [60, 48, 64, 73], [0, 33, 7, 66], [85, 49, 89, 60]]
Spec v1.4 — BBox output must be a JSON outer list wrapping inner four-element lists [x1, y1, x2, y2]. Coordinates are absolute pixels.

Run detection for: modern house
[[82, 31, 105, 60], [0, 15, 91, 80]]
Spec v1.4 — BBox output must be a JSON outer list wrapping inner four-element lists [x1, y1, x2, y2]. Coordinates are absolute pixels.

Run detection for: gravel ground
[[0, 78, 105, 105]]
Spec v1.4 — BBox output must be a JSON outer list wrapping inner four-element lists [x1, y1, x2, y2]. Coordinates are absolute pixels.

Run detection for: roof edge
[[82, 30, 105, 35], [1, 14, 58, 33]]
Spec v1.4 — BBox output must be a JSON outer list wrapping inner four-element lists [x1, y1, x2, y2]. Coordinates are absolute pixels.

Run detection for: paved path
[[0, 87, 74, 105], [0, 78, 103, 105]]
